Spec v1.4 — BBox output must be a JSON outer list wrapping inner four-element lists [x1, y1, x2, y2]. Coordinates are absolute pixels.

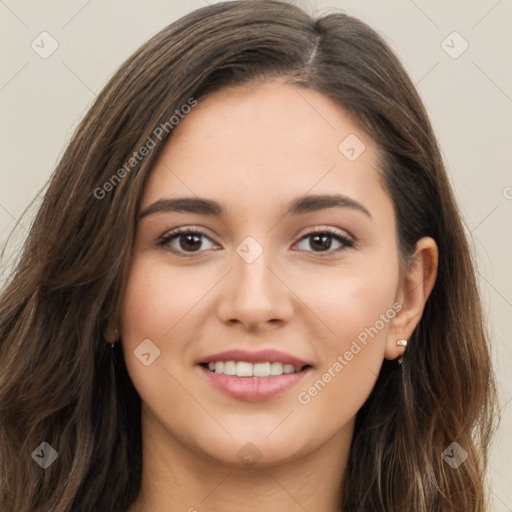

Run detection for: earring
[[396, 339, 407, 365], [109, 337, 117, 398], [110, 329, 119, 350]]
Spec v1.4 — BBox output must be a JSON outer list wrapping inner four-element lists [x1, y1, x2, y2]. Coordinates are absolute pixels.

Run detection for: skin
[[110, 79, 438, 512]]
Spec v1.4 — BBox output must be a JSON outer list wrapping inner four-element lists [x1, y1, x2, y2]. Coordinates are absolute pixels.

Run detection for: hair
[[0, 1, 498, 510]]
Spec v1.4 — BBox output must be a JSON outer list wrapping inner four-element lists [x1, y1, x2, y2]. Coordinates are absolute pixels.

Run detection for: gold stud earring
[[396, 339, 408, 365]]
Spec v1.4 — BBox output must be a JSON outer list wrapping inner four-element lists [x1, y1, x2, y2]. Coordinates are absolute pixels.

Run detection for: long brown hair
[[0, 1, 498, 510]]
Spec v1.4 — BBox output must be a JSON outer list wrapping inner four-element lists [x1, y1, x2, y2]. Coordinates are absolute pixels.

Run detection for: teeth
[[283, 364, 295, 374], [205, 360, 304, 377], [270, 362, 283, 375], [223, 361, 236, 376], [236, 361, 253, 377], [253, 362, 270, 377]]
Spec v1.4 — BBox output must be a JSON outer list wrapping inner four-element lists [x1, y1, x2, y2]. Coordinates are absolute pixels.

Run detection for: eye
[[157, 228, 217, 255], [157, 226, 355, 256], [294, 227, 354, 254]]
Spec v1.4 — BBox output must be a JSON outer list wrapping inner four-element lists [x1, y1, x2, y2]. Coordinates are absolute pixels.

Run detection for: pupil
[[311, 234, 331, 251], [181, 234, 201, 251]]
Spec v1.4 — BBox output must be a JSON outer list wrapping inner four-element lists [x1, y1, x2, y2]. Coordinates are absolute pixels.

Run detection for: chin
[[191, 427, 311, 470]]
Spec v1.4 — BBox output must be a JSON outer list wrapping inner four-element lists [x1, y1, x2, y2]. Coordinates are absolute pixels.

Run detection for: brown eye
[[158, 229, 217, 255], [295, 228, 354, 254]]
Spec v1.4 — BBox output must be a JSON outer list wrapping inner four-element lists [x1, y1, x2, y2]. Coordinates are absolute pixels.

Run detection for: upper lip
[[197, 349, 312, 368]]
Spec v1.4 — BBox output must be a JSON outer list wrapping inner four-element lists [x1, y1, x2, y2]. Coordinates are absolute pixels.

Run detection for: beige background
[[0, 0, 510, 509]]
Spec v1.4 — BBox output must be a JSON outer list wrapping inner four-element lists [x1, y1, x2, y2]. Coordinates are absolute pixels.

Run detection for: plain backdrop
[[0, 0, 511, 509]]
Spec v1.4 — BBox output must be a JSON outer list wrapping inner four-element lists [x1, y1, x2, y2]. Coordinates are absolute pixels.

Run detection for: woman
[[0, 1, 498, 510]]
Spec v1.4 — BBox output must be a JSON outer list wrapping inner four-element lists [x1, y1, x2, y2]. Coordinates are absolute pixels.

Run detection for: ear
[[384, 236, 438, 360]]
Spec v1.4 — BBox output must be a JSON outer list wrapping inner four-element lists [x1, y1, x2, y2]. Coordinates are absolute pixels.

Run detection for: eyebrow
[[138, 193, 372, 220]]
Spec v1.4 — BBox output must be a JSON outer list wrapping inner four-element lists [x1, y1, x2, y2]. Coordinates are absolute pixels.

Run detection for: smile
[[197, 362, 312, 401], [201, 361, 310, 377]]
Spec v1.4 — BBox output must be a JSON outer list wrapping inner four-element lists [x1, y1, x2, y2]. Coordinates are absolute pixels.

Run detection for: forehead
[[141, 80, 389, 220]]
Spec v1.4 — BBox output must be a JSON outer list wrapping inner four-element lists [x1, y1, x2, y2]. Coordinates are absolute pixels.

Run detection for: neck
[[127, 410, 353, 512]]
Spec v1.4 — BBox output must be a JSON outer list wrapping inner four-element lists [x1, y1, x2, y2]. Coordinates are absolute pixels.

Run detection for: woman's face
[[119, 79, 406, 468]]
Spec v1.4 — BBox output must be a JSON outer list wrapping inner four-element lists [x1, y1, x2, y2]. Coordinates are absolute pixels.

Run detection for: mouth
[[199, 360, 312, 376], [197, 359, 313, 401]]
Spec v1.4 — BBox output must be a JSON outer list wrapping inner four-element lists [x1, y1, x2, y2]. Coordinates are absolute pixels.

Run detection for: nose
[[216, 244, 294, 332]]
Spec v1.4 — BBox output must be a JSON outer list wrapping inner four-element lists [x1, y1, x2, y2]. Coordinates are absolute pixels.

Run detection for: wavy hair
[[0, 1, 498, 510]]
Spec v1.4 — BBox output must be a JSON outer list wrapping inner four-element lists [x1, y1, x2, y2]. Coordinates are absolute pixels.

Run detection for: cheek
[[293, 249, 399, 351], [118, 257, 208, 430], [332, 270, 397, 346], [121, 261, 170, 340], [292, 253, 399, 417], [119, 257, 195, 382], [120, 255, 213, 341]]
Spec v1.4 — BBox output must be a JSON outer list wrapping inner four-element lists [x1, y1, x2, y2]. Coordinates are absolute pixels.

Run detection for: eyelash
[[157, 226, 355, 257]]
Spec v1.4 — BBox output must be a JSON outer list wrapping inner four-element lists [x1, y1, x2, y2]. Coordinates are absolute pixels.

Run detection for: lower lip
[[198, 365, 312, 401]]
